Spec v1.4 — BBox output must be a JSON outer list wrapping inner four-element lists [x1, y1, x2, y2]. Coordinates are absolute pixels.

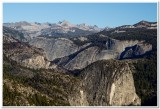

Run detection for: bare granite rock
[[29, 37, 79, 61], [3, 35, 56, 69], [69, 60, 141, 106]]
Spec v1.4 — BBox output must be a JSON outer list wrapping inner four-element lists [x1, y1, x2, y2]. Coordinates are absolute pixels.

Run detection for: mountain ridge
[[3, 20, 103, 40], [3, 20, 157, 106]]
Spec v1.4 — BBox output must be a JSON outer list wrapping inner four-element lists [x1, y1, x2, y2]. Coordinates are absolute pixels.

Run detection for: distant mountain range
[[3, 20, 157, 41], [3, 20, 102, 40]]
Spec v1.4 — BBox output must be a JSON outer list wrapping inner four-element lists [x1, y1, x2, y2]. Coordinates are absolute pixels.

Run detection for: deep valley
[[3, 20, 157, 106]]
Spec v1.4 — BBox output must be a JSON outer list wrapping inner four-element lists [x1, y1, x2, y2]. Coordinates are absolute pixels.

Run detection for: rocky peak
[[77, 23, 87, 27], [133, 20, 157, 28], [93, 25, 98, 27], [57, 20, 73, 27], [32, 22, 41, 25]]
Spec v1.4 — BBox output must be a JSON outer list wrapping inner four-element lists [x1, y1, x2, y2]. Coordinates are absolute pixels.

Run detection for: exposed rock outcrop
[[22, 55, 56, 69], [104, 39, 152, 59], [29, 36, 152, 71], [58, 38, 152, 70], [64, 46, 118, 70], [29, 37, 79, 61], [3, 26, 26, 42], [69, 60, 141, 106], [3, 35, 56, 69], [133, 20, 157, 29]]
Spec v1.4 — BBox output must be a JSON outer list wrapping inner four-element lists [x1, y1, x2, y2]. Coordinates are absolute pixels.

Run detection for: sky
[[3, 3, 157, 28]]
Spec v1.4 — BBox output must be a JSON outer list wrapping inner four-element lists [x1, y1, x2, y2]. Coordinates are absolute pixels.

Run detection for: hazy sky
[[3, 3, 157, 28]]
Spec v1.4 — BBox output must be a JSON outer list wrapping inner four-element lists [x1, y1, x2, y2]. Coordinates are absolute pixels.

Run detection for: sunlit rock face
[[104, 39, 152, 59], [69, 60, 141, 106], [29, 37, 152, 71], [61, 39, 151, 70], [3, 34, 56, 69]]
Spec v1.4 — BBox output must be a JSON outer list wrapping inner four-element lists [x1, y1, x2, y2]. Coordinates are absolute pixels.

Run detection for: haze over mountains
[[3, 20, 157, 106]]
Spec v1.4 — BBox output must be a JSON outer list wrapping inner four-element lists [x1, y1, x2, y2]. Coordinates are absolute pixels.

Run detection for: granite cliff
[[29, 37, 79, 61], [3, 20, 157, 106], [30, 36, 152, 70], [69, 60, 141, 106]]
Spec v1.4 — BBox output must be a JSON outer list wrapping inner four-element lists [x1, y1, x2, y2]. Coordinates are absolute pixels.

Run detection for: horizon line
[[3, 19, 157, 28]]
